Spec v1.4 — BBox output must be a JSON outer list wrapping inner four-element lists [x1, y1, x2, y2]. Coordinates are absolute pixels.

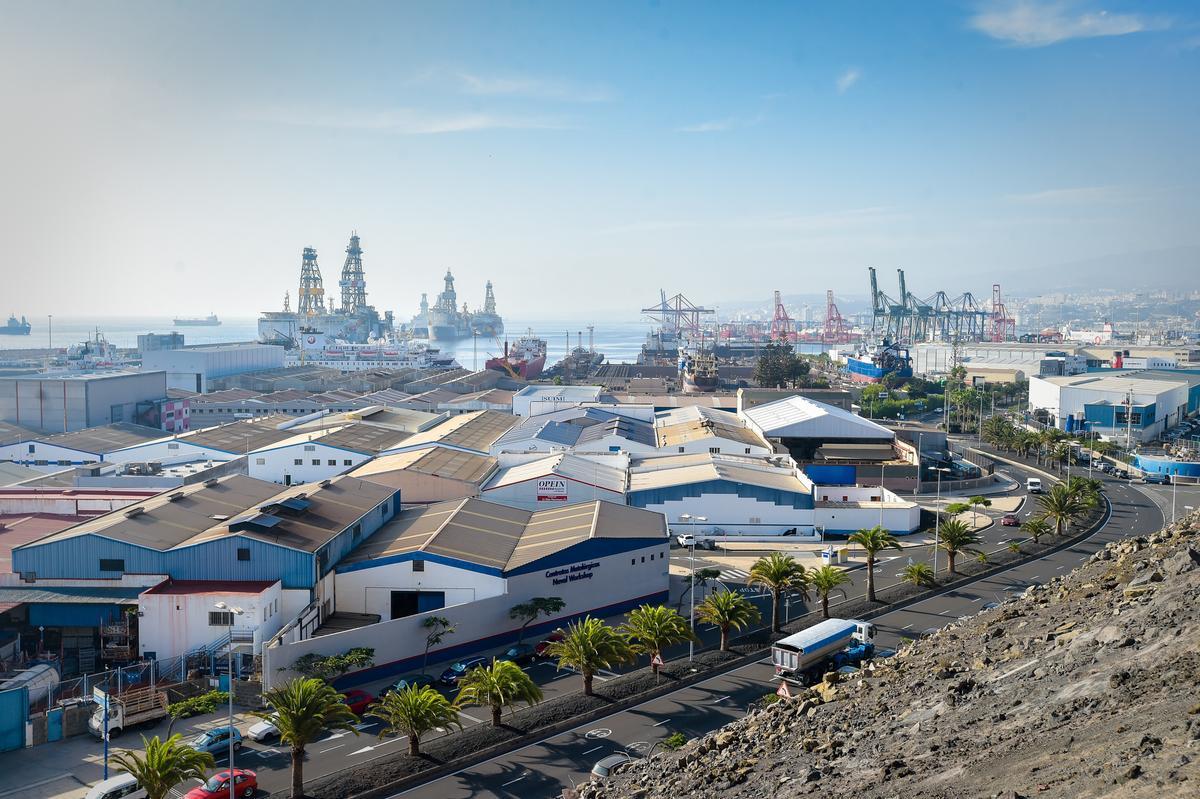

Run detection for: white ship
[[285, 331, 459, 372]]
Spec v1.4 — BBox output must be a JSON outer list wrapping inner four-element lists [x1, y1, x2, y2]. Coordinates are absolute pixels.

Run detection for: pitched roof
[[177, 416, 301, 453], [0, 421, 42, 447], [340, 498, 665, 573], [628, 453, 811, 495], [483, 453, 628, 494], [395, 411, 520, 454], [654, 406, 767, 449], [350, 448, 498, 486], [33, 423, 169, 454], [742, 395, 894, 440]]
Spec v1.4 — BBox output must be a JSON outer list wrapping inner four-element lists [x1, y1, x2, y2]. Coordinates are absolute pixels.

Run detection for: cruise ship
[[286, 331, 458, 371]]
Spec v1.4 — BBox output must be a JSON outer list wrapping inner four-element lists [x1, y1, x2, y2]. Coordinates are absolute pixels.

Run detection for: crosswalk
[[718, 568, 750, 582]]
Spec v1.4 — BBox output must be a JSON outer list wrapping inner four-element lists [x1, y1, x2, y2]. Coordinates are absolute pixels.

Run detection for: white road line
[[502, 776, 526, 787], [971, 597, 982, 602], [318, 744, 344, 753], [598, 669, 620, 678], [652, 718, 670, 727], [457, 710, 485, 723], [938, 609, 952, 615], [582, 745, 605, 755], [901, 624, 912, 630]]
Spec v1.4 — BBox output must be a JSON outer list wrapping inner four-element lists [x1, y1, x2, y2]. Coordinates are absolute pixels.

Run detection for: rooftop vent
[[166, 491, 184, 502], [124, 506, 146, 518], [204, 478, 219, 487], [319, 479, 332, 488]]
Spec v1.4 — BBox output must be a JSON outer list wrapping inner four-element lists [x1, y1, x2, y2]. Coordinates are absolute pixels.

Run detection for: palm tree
[[619, 604, 694, 678], [257, 677, 360, 798], [1037, 483, 1087, 536], [747, 552, 809, 633], [936, 518, 981, 575], [455, 659, 543, 727], [676, 567, 721, 612], [1020, 515, 1053, 544], [968, 495, 991, 526], [846, 526, 901, 603], [109, 734, 214, 799], [367, 684, 461, 757], [421, 616, 455, 675], [695, 590, 760, 651], [808, 565, 851, 618], [545, 616, 633, 696], [899, 562, 936, 588], [945, 501, 971, 517]]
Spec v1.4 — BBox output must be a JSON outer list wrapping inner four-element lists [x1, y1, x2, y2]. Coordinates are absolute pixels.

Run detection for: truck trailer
[[771, 618, 876, 684], [88, 685, 168, 739]]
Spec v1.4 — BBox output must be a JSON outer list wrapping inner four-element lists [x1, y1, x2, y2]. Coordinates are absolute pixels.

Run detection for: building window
[[641, 556, 645, 563], [57, 460, 70, 466], [744, 447, 751, 454], [650, 553, 655, 560], [749, 516, 761, 524], [304, 445, 316, 452], [709, 447, 720, 454], [312, 459, 320, 465], [328, 459, 336, 466], [294, 459, 303, 465], [26, 444, 34, 454], [344, 459, 353, 466], [209, 611, 234, 627], [237, 548, 251, 561], [99, 558, 125, 572], [678, 447, 685, 453], [168, 443, 180, 450], [413, 559, 425, 572], [255, 458, 266, 465], [631, 558, 636, 565], [35, 460, 47, 466]]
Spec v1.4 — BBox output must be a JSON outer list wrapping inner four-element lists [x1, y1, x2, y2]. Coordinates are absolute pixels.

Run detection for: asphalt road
[[383, 463, 1163, 799]]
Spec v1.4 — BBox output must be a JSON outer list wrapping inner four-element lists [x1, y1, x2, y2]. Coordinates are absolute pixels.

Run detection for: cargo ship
[[174, 314, 221, 327], [844, 339, 912, 384], [486, 334, 547, 380], [1, 315, 31, 336], [680, 349, 719, 392]]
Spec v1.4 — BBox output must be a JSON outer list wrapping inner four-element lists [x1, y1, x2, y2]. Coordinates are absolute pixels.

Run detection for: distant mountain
[[997, 245, 1200, 295]]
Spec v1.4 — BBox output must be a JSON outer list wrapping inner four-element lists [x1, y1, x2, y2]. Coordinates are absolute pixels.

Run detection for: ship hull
[[682, 372, 719, 392], [0, 328, 31, 336], [845, 356, 912, 384], [486, 354, 546, 380], [429, 324, 471, 341]]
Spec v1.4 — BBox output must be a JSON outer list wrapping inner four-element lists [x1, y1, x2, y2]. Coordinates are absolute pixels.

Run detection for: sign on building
[[536, 477, 568, 502]]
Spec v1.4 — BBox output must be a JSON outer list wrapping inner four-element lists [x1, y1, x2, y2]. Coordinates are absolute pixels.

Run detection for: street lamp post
[[678, 513, 706, 662], [214, 601, 244, 799], [933, 467, 952, 574]]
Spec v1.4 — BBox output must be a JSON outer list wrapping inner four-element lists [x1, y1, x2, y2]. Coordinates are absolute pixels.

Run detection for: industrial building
[[349, 448, 498, 504], [382, 410, 521, 456], [137, 579, 284, 662], [741, 394, 895, 461], [264, 498, 668, 683], [912, 342, 1087, 378], [246, 423, 412, 485], [491, 407, 659, 456], [511, 385, 605, 416], [0, 371, 170, 432], [1028, 370, 1200, 442], [481, 453, 628, 509], [141, 343, 286, 392], [654, 406, 772, 456], [0, 423, 172, 471]]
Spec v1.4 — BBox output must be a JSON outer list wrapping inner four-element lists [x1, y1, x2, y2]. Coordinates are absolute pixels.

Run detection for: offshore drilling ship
[[258, 233, 394, 347], [413, 271, 504, 341]]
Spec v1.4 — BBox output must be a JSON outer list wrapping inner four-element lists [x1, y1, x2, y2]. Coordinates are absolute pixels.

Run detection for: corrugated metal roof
[[0, 421, 45, 446], [180, 416, 300, 453], [628, 453, 810, 495], [350, 447, 498, 485], [311, 423, 411, 454], [341, 498, 665, 573], [35, 423, 169, 454], [654, 407, 767, 449], [484, 453, 628, 494], [0, 585, 143, 604], [743, 395, 894, 441], [396, 411, 519, 453]]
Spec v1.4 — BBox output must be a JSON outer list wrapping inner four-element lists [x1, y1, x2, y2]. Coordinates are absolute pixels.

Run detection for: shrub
[[167, 690, 229, 720]]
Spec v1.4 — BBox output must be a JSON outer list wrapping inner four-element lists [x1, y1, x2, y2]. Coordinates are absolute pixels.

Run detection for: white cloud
[[455, 72, 615, 103], [969, 1, 1170, 47], [245, 107, 567, 134], [1005, 186, 1124, 204], [676, 114, 764, 133], [836, 68, 862, 94]]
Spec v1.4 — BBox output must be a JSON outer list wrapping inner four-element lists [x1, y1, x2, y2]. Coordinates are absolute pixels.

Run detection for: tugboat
[[844, 338, 912, 384], [680, 349, 720, 392], [1, 315, 32, 336]]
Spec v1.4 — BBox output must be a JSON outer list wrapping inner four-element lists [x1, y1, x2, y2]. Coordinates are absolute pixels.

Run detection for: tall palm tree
[[367, 684, 460, 756], [808, 565, 851, 618], [619, 604, 694, 678], [695, 590, 760, 651], [1020, 516, 1053, 544], [968, 495, 991, 526], [899, 562, 936, 588], [936, 518, 981, 575], [747, 552, 809, 633], [454, 660, 542, 727], [1037, 483, 1087, 536], [109, 734, 214, 799], [847, 526, 901, 603], [676, 567, 721, 612], [257, 677, 360, 798], [545, 616, 633, 696]]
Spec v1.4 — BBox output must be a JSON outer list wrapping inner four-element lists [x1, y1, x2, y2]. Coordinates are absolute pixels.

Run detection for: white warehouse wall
[[138, 581, 284, 661], [334, 559, 506, 618], [481, 476, 625, 511], [248, 442, 369, 485], [644, 490, 815, 536]]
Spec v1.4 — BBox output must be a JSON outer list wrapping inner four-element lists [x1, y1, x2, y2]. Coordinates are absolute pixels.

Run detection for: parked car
[[676, 533, 696, 547], [1001, 513, 1020, 527], [439, 656, 489, 686], [500, 643, 536, 665], [591, 752, 633, 780], [85, 774, 146, 799], [534, 632, 564, 659], [187, 727, 242, 757], [1144, 473, 1170, 485], [183, 769, 257, 799], [341, 689, 376, 716], [1116, 469, 1130, 479], [388, 674, 437, 694], [981, 602, 1002, 611], [246, 713, 279, 743]]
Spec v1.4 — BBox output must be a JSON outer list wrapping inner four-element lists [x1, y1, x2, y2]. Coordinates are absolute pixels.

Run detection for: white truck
[[771, 618, 876, 683], [88, 685, 168, 739], [1026, 477, 1044, 494]]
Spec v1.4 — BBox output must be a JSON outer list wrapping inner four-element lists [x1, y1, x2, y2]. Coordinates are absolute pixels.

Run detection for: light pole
[[933, 467, 952, 574], [214, 601, 244, 798], [678, 513, 706, 662]]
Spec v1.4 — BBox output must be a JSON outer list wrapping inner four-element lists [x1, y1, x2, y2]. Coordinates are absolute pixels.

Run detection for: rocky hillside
[[584, 517, 1200, 799]]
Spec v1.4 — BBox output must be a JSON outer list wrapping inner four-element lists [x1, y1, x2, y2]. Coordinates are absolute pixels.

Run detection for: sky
[[0, 0, 1197, 321]]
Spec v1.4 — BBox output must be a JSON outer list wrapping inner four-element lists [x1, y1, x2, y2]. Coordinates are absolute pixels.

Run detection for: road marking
[[581, 745, 605, 755], [598, 669, 620, 679], [939, 609, 952, 615], [652, 718, 670, 727], [901, 624, 912, 630], [1056, 565, 1066, 570], [502, 776, 526, 787], [971, 597, 982, 602], [585, 728, 612, 739], [318, 744, 344, 753], [457, 710, 485, 723]]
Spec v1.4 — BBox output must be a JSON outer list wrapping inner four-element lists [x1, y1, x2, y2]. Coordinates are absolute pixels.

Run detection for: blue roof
[[537, 421, 583, 446]]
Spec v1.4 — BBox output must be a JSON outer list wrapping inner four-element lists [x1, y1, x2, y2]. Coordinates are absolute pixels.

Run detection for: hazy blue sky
[[1, 0, 1196, 320]]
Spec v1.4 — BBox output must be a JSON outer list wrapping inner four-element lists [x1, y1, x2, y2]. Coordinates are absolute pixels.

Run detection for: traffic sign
[[650, 654, 664, 667], [776, 680, 792, 698]]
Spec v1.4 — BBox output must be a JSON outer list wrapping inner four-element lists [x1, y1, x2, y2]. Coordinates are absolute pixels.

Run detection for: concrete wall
[[138, 582, 283, 661], [649, 490, 815, 536], [266, 544, 669, 687], [334, 558, 506, 618], [248, 442, 367, 485], [815, 503, 922, 535]]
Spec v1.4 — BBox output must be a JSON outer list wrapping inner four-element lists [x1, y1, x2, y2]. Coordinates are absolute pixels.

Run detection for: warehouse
[[491, 407, 659, 456], [1029, 371, 1200, 442], [741, 394, 894, 461], [654, 406, 772, 456], [141, 344, 286, 392], [0, 423, 171, 471], [246, 423, 411, 485], [12, 474, 399, 618], [265, 498, 668, 683], [111, 415, 305, 465], [511, 385, 604, 416], [382, 410, 520, 456], [0, 371, 170, 432], [349, 447, 498, 503], [481, 452, 627, 509]]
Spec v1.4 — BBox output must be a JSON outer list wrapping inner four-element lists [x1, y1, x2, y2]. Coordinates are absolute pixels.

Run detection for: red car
[[1001, 514, 1020, 527], [184, 769, 256, 799], [341, 689, 376, 716], [534, 632, 564, 659]]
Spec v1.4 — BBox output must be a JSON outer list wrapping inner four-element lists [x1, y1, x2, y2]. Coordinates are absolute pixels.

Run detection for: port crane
[[641, 290, 715, 339]]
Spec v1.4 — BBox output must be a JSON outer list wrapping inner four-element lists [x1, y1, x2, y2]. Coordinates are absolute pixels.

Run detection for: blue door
[[0, 687, 28, 752]]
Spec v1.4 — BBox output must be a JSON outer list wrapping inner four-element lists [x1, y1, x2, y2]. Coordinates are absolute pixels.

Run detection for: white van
[[85, 774, 146, 799], [1026, 477, 1043, 494]]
